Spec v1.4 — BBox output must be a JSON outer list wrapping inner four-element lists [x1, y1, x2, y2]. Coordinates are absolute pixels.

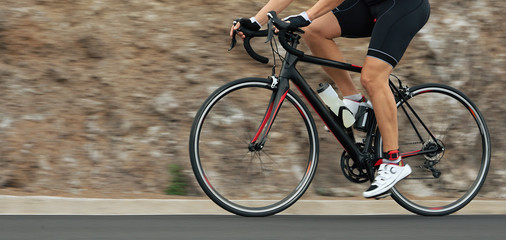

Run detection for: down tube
[[290, 70, 362, 161]]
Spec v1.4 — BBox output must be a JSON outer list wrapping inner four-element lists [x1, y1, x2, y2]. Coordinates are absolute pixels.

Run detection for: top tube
[[232, 11, 363, 73]]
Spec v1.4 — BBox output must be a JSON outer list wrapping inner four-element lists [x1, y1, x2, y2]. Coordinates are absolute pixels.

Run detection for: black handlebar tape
[[267, 11, 305, 58], [277, 30, 305, 58], [243, 37, 269, 64], [239, 28, 269, 64]]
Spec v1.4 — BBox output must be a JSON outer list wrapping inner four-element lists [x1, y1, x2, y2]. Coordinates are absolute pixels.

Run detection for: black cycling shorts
[[333, 0, 430, 67]]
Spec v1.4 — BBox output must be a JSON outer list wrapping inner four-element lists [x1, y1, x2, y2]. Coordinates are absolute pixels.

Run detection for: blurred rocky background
[[0, 0, 504, 199]]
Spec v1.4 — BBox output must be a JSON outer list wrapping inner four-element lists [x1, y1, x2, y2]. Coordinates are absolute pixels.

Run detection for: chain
[[399, 141, 423, 146]]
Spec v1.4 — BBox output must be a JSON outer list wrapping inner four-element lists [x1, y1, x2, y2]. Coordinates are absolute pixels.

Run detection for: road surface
[[0, 215, 504, 240]]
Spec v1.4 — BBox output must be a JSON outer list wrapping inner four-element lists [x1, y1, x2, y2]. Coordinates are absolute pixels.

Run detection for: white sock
[[382, 158, 402, 164], [344, 94, 364, 102]]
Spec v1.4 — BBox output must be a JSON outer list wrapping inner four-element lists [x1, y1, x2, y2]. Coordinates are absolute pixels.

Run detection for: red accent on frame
[[264, 90, 289, 133], [401, 150, 422, 158], [251, 90, 289, 143], [251, 101, 274, 143]]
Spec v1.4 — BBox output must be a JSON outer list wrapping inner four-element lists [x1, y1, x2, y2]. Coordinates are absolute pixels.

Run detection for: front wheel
[[375, 83, 491, 216], [189, 78, 319, 217]]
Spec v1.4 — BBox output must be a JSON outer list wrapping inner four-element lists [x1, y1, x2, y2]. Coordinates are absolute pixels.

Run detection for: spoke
[[191, 80, 319, 216], [388, 85, 490, 216]]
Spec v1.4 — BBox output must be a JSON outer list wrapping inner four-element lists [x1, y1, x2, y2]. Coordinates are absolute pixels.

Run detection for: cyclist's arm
[[306, 0, 345, 21], [230, 0, 346, 39], [254, 0, 346, 24], [231, 0, 294, 39], [253, 0, 295, 26]]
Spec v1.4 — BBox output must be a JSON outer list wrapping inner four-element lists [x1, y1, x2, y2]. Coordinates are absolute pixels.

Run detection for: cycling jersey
[[333, 0, 430, 67]]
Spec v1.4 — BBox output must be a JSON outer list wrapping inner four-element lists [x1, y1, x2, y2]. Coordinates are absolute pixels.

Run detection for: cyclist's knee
[[303, 26, 340, 52], [360, 73, 378, 93], [361, 74, 389, 96], [302, 14, 341, 44], [302, 25, 327, 43], [360, 58, 392, 94]]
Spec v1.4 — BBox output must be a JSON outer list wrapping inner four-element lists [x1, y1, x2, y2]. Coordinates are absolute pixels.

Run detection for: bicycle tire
[[189, 78, 319, 217], [375, 83, 491, 216]]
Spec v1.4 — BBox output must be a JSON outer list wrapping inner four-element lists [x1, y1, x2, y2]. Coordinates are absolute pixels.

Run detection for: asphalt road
[[0, 215, 505, 240]]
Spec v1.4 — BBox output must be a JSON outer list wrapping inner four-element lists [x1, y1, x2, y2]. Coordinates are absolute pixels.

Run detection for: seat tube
[[290, 69, 365, 163]]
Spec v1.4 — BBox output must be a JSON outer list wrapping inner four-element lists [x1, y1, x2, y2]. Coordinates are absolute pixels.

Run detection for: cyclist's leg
[[361, 57, 397, 152], [362, 0, 430, 198], [302, 12, 359, 96], [364, 0, 430, 152], [305, 0, 377, 110], [361, 59, 409, 198]]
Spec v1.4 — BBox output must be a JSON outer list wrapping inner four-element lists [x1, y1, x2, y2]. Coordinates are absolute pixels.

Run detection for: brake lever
[[265, 19, 274, 43], [267, 11, 305, 34], [229, 20, 239, 51], [229, 30, 237, 51]]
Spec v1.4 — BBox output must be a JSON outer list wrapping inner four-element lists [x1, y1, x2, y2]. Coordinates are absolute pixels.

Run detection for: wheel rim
[[190, 80, 318, 215], [389, 86, 490, 214]]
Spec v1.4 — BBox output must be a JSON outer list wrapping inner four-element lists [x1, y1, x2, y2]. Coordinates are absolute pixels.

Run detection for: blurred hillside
[[0, 0, 504, 199]]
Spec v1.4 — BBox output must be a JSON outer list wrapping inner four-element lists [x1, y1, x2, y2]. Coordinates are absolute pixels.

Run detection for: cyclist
[[230, 0, 430, 198]]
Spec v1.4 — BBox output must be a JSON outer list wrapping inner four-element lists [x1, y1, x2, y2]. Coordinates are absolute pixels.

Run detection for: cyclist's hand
[[283, 11, 311, 30], [230, 17, 261, 40]]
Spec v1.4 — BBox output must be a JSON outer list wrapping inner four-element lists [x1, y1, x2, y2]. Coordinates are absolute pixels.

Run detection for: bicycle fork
[[248, 76, 289, 152]]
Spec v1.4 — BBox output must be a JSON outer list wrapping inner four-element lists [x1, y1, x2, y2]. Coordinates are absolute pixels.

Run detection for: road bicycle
[[189, 12, 491, 217]]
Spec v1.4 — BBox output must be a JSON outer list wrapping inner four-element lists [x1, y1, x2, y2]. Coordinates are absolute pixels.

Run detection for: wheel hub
[[248, 142, 264, 152], [422, 139, 445, 178], [423, 139, 444, 161]]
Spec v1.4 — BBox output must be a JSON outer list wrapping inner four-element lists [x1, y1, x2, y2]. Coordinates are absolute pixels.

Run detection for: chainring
[[340, 148, 369, 184]]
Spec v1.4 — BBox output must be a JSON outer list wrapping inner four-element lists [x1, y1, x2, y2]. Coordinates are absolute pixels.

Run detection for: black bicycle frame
[[250, 35, 370, 168], [245, 18, 443, 173]]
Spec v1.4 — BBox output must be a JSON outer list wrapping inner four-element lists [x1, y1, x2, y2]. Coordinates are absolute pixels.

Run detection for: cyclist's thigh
[[368, 0, 430, 67], [333, 0, 375, 38], [305, 11, 342, 39]]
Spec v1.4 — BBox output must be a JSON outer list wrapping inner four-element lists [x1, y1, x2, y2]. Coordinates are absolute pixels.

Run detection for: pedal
[[374, 191, 391, 200]]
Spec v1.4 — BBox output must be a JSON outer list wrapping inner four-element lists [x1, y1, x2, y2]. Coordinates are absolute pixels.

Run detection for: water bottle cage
[[354, 105, 373, 132]]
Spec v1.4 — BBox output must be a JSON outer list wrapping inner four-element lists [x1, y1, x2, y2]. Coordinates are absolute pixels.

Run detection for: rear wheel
[[376, 83, 491, 216], [189, 78, 319, 217]]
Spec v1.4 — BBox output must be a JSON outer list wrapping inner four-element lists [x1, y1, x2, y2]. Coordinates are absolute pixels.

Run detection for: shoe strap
[[376, 150, 403, 166], [384, 150, 400, 160]]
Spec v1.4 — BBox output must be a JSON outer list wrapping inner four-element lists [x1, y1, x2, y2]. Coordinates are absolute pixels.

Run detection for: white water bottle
[[317, 83, 355, 128]]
